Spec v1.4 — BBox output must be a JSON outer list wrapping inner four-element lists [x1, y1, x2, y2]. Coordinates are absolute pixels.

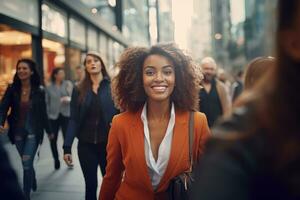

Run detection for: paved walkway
[[2, 133, 102, 200]]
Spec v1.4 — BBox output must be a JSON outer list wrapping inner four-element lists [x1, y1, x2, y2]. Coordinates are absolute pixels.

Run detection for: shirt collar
[[141, 102, 175, 122]]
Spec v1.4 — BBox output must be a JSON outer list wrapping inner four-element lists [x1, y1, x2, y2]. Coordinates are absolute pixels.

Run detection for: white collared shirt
[[141, 102, 175, 190]]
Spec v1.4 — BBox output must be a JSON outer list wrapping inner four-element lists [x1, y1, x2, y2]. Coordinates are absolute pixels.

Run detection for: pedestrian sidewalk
[[2, 133, 103, 200]]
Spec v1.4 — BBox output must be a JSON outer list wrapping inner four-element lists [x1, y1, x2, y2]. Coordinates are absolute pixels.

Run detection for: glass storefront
[[42, 39, 65, 85], [42, 3, 67, 38], [0, 24, 32, 99], [0, 0, 39, 27]]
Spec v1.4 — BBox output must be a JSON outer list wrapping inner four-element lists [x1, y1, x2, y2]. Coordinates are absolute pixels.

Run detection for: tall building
[[187, 0, 211, 61], [123, 0, 150, 46], [210, 0, 232, 70], [244, 0, 277, 60], [157, 0, 174, 43]]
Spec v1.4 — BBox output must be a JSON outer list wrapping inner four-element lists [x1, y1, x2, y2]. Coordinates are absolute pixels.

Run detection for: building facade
[[210, 0, 232, 70], [244, 0, 277, 60], [0, 0, 146, 99]]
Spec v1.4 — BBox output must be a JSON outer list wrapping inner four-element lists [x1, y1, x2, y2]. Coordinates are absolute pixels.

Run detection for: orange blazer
[[99, 109, 210, 200]]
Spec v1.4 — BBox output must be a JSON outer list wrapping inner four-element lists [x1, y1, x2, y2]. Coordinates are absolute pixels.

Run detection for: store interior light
[[91, 8, 98, 14], [214, 33, 222, 40], [0, 31, 31, 45], [108, 0, 116, 7]]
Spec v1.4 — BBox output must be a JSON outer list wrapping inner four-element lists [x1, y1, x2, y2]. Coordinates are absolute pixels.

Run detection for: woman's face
[[55, 69, 65, 82], [85, 55, 102, 75], [17, 62, 32, 81], [143, 54, 175, 103]]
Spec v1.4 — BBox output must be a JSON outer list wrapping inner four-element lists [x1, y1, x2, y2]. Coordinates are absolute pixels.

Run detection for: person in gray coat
[[46, 67, 73, 169]]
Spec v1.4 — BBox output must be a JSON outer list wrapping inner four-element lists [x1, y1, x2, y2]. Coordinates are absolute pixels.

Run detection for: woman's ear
[[280, 30, 300, 61]]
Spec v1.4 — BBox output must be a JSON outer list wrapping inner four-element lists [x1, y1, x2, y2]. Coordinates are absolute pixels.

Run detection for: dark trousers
[[49, 114, 69, 161], [78, 141, 107, 200], [15, 132, 38, 200]]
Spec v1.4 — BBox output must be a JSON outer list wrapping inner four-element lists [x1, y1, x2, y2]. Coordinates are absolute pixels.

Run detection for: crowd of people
[[0, 0, 299, 199]]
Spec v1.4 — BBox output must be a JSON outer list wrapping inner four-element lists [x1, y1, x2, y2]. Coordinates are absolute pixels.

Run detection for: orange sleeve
[[99, 116, 124, 200], [194, 112, 211, 161]]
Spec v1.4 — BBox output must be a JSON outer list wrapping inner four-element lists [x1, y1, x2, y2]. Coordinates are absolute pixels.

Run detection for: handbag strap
[[188, 112, 194, 170]]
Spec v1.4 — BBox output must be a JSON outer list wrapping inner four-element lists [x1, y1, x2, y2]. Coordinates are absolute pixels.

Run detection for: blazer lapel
[[156, 110, 189, 192], [130, 110, 154, 192]]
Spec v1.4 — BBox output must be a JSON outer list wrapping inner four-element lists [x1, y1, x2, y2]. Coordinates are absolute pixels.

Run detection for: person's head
[[112, 43, 201, 112], [51, 67, 65, 83], [77, 52, 108, 103], [83, 51, 108, 77], [13, 58, 41, 89], [200, 57, 217, 82], [243, 57, 275, 90], [75, 65, 85, 82], [236, 70, 243, 81]]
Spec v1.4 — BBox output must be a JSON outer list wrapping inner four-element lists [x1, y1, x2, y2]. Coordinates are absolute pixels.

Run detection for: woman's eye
[[163, 70, 173, 75], [145, 70, 155, 76]]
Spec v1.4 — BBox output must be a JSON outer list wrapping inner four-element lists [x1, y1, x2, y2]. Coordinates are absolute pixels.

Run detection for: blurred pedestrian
[[244, 56, 275, 90], [191, 0, 300, 199], [0, 59, 53, 200], [46, 67, 73, 170], [0, 141, 25, 200], [63, 52, 118, 200], [231, 70, 244, 102], [99, 43, 210, 200], [74, 65, 85, 85], [199, 57, 231, 127]]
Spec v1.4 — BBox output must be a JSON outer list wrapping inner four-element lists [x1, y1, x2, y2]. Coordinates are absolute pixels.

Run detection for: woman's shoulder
[[112, 111, 138, 124]]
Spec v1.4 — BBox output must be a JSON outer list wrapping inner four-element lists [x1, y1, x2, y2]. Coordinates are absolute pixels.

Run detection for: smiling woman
[[99, 43, 210, 200]]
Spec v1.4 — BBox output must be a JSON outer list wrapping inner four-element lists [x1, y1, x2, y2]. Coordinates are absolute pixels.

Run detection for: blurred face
[[202, 63, 216, 82], [55, 69, 65, 82], [17, 62, 32, 81], [85, 55, 102, 75], [143, 54, 175, 103], [76, 68, 85, 80]]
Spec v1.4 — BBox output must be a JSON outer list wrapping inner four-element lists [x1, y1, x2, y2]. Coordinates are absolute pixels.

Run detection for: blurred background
[[0, 0, 277, 98]]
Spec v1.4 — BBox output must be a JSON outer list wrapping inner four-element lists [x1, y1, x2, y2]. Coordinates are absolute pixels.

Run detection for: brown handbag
[[168, 112, 194, 200]]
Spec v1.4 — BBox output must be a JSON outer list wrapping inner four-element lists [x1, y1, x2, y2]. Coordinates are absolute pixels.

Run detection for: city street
[[1, 133, 102, 200]]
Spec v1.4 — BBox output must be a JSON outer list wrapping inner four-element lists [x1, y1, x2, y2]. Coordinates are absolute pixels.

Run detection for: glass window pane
[[87, 26, 98, 51], [42, 3, 67, 38], [0, 24, 32, 99], [69, 17, 86, 46], [99, 33, 107, 63], [0, 0, 38, 26]]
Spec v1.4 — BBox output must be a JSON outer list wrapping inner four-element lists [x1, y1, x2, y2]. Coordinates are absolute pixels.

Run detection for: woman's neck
[[55, 79, 62, 86], [147, 100, 171, 121], [90, 73, 103, 86], [21, 79, 31, 89]]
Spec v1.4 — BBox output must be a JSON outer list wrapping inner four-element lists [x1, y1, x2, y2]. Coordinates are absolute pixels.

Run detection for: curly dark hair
[[112, 43, 201, 112]]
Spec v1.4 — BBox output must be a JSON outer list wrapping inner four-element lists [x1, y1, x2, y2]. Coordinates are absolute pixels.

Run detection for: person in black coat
[[191, 0, 300, 199], [63, 52, 118, 200], [0, 59, 52, 200]]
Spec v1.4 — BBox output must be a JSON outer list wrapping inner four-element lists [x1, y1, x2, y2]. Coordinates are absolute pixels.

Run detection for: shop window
[[0, 24, 32, 99], [42, 3, 67, 38], [42, 39, 65, 85], [69, 17, 86, 46], [87, 26, 98, 51], [0, 0, 38, 27]]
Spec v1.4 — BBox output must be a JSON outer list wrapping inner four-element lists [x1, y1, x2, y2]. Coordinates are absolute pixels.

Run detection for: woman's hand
[[63, 154, 74, 168]]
